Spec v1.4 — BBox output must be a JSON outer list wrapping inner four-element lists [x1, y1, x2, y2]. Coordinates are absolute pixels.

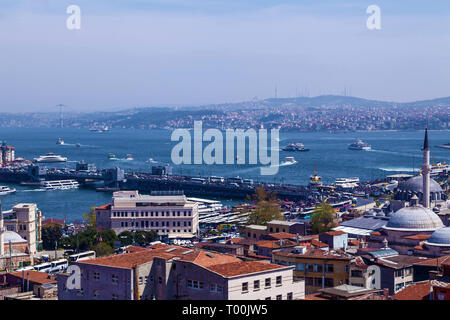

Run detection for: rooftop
[[375, 254, 428, 269], [392, 281, 432, 300], [274, 247, 352, 261], [8, 271, 57, 285], [206, 261, 287, 277]]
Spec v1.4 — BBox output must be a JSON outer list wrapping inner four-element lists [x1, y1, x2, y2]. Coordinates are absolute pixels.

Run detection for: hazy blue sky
[[0, 0, 449, 112]]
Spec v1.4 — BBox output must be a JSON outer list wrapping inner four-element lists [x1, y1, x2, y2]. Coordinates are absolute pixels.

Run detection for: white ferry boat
[[348, 139, 371, 151], [0, 186, 16, 195], [56, 138, 64, 145], [430, 162, 450, 175], [33, 153, 67, 163], [335, 177, 360, 185], [42, 180, 79, 190]]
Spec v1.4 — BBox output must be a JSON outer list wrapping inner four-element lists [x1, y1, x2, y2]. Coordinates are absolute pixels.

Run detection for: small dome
[[384, 205, 444, 231], [3, 231, 26, 243], [397, 175, 443, 193], [426, 227, 450, 247]]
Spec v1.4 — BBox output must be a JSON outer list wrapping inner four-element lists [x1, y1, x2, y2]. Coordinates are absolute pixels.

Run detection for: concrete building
[[0, 141, 15, 166], [58, 244, 304, 300], [96, 191, 199, 240], [272, 246, 353, 294], [0, 201, 41, 270]]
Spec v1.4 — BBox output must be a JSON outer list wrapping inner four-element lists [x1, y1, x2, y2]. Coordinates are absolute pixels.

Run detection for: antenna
[[56, 104, 66, 128]]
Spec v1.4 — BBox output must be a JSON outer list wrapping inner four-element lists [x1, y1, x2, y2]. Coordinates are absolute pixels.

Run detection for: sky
[[0, 0, 449, 112]]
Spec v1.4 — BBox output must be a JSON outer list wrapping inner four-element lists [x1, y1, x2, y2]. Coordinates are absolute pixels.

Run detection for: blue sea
[[0, 128, 448, 222]]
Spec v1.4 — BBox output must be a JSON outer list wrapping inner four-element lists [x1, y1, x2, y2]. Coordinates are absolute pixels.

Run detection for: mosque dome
[[397, 175, 443, 193], [384, 205, 444, 231], [3, 231, 26, 243], [426, 227, 450, 247]]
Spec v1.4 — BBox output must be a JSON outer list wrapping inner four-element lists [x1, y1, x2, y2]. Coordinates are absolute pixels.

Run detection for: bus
[[50, 259, 69, 273], [15, 266, 34, 272], [33, 262, 52, 273], [69, 251, 96, 262]]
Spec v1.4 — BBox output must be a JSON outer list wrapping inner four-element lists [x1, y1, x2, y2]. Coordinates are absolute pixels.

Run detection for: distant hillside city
[[1, 95, 449, 131]]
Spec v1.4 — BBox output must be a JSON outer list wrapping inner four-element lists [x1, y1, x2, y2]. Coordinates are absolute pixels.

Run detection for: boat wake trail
[[367, 149, 421, 158]]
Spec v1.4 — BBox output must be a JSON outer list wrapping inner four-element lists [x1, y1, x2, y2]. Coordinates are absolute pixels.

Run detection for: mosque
[[0, 201, 42, 270], [368, 128, 450, 257]]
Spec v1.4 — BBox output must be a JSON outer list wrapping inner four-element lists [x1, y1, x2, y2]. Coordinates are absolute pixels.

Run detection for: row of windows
[[305, 277, 335, 288], [112, 210, 192, 218], [119, 220, 192, 228], [241, 276, 282, 293], [187, 280, 223, 293], [263, 293, 293, 300]]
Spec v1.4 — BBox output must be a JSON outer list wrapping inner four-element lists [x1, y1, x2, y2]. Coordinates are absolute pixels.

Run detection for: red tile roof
[[206, 261, 287, 277], [9, 271, 57, 285], [392, 281, 432, 300], [403, 234, 430, 240], [254, 239, 297, 249], [413, 256, 450, 267], [274, 247, 352, 261], [311, 239, 329, 248], [266, 232, 297, 240], [325, 231, 346, 236], [95, 204, 111, 210]]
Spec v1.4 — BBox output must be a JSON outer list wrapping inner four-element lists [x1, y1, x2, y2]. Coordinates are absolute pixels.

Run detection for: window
[[276, 295, 282, 300], [158, 277, 162, 284], [305, 277, 313, 286], [296, 263, 304, 272], [324, 278, 334, 288], [314, 264, 323, 273], [314, 278, 322, 287], [112, 274, 119, 284], [265, 278, 271, 288], [265, 297, 271, 300], [306, 264, 314, 273], [325, 264, 334, 273], [242, 282, 248, 292], [112, 293, 119, 300], [210, 283, 223, 293], [287, 292, 293, 300], [93, 290, 100, 299], [139, 277, 143, 285], [93, 272, 100, 280], [187, 280, 193, 288], [254, 280, 260, 290], [276, 276, 282, 286]]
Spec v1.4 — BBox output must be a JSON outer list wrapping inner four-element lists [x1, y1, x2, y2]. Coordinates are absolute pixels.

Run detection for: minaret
[[421, 127, 431, 208], [0, 200, 4, 256]]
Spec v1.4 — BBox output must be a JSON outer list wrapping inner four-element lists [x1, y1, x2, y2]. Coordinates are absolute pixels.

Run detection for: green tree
[[246, 187, 284, 226], [93, 242, 114, 257], [82, 206, 97, 231], [310, 200, 336, 234], [41, 224, 63, 250], [118, 231, 134, 246]]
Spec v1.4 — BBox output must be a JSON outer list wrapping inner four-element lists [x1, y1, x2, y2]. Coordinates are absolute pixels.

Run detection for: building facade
[[96, 191, 199, 239]]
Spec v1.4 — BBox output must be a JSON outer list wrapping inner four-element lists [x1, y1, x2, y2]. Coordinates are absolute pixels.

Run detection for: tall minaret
[[0, 200, 4, 256], [421, 127, 431, 208]]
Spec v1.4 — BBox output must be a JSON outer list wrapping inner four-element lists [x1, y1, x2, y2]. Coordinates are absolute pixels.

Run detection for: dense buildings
[[96, 191, 199, 239], [57, 244, 305, 300]]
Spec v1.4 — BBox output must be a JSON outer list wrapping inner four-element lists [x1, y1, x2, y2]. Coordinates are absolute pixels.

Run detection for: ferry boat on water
[[108, 153, 117, 160], [0, 186, 16, 195], [42, 180, 79, 190], [436, 143, 450, 150], [348, 139, 371, 151], [430, 162, 450, 175], [126, 154, 133, 161], [335, 177, 360, 185], [282, 142, 309, 152], [56, 138, 64, 145], [33, 153, 67, 163]]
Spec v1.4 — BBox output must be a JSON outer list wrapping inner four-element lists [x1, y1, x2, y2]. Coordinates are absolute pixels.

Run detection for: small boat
[[146, 158, 157, 163], [56, 138, 64, 145], [108, 153, 117, 160], [436, 143, 450, 150], [126, 154, 134, 161], [0, 186, 16, 195], [283, 156, 297, 165], [33, 153, 67, 163], [75, 143, 81, 147], [348, 139, 371, 151]]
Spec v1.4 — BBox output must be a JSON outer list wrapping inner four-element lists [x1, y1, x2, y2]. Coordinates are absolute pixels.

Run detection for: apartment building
[[58, 244, 305, 300], [272, 246, 353, 294], [96, 191, 199, 239]]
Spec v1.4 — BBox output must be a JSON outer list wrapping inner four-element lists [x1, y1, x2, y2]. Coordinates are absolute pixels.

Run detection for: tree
[[246, 187, 284, 226], [310, 200, 337, 234], [41, 224, 63, 250], [118, 230, 158, 246], [93, 242, 114, 257], [82, 206, 97, 231]]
